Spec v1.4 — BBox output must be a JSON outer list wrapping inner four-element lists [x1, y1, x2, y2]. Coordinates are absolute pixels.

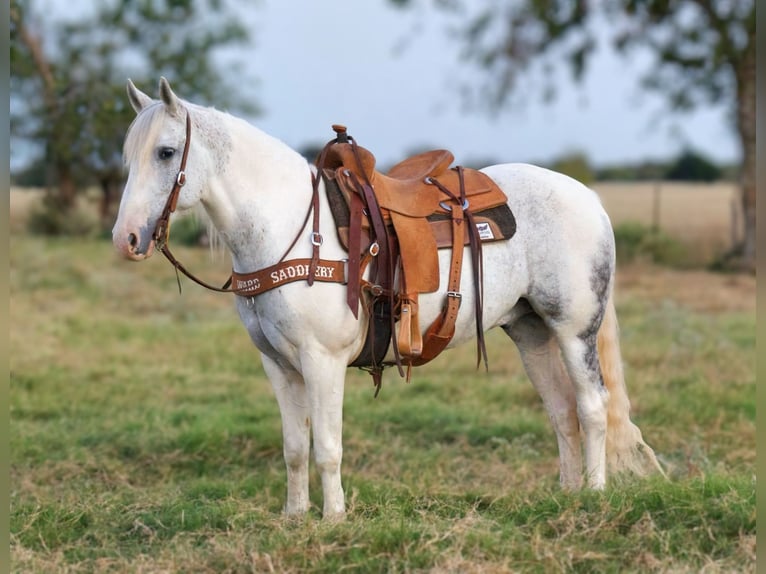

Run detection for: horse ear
[[126, 79, 153, 114], [159, 76, 180, 115]]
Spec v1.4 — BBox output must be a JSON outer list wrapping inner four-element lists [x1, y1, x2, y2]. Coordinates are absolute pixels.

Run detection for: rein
[[151, 109, 346, 296]]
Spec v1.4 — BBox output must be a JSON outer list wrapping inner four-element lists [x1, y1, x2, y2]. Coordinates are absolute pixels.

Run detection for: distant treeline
[[547, 148, 737, 184]]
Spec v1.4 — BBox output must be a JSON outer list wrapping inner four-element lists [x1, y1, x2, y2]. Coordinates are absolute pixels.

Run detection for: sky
[[16, 0, 740, 171], [243, 1, 740, 169]]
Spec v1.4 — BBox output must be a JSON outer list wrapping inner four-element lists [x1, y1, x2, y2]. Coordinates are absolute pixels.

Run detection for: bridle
[[150, 108, 344, 295], [149, 110, 238, 293]]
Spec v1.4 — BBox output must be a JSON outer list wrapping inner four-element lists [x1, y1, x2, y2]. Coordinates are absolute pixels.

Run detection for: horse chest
[[236, 297, 301, 365]]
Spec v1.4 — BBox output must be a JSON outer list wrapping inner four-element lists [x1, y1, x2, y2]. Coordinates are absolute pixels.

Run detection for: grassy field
[[9, 188, 755, 572]]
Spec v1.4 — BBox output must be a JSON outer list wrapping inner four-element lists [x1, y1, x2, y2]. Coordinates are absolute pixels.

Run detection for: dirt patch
[[616, 263, 755, 314]]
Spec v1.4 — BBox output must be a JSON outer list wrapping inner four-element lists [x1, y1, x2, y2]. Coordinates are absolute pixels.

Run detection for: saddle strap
[[414, 167, 489, 368], [412, 198, 466, 365]]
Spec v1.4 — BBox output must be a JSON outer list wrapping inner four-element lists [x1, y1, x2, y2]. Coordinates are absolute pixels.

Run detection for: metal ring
[[439, 199, 469, 212], [369, 242, 380, 256], [424, 176, 433, 184], [176, 170, 187, 186], [310, 232, 323, 246]]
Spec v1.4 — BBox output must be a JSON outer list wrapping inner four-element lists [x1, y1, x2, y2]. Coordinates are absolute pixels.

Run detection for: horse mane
[[123, 103, 167, 168]]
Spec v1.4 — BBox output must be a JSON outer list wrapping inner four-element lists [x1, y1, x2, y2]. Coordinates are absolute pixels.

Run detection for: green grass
[[10, 236, 755, 572]]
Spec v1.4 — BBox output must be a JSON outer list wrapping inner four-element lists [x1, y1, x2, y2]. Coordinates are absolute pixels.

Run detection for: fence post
[[652, 181, 661, 233]]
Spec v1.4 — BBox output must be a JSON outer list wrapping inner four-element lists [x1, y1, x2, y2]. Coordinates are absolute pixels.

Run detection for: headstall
[[151, 109, 347, 296]]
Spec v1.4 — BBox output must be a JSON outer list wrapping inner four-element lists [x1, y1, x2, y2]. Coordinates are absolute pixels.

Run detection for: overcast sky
[[244, 1, 739, 168], [19, 0, 740, 171]]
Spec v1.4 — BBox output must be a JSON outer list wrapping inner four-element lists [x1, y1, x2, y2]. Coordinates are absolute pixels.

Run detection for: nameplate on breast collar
[[231, 258, 347, 297]]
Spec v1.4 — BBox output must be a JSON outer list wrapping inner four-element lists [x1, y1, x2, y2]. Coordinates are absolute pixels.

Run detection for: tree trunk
[[734, 36, 755, 272], [99, 173, 123, 231], [14, 5, 79, 216], [55, 163, 78, 210]]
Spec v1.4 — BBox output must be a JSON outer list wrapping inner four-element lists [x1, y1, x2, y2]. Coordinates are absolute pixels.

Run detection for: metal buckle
[[446, 291, 462, 299], [369, 242, 380, 256], [176, 170, 187, 186], [310, 232, 323, 246]]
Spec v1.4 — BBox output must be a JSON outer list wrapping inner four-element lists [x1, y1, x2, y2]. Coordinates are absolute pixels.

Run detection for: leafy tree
[[666, 149, 722, 182], [549, 151, 594, 184], [391, 0, 755, 271], [10, 0, 259, 231]]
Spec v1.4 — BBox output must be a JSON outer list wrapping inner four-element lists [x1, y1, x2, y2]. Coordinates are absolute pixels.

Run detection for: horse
[[113, 77, 663, 519]]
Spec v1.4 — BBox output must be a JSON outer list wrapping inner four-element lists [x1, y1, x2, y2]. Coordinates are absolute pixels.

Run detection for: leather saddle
[[316, 125, 515, 384]]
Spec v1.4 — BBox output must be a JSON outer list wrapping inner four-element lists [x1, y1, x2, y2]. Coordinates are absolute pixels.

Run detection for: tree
[[10, 0, 259, 231], [666, 149, 722, 182], [391, 0, 755, 271], [550, 151, 595, 185]]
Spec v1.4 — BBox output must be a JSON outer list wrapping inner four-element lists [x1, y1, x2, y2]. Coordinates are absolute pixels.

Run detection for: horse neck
[[199, 113, 315, 271]]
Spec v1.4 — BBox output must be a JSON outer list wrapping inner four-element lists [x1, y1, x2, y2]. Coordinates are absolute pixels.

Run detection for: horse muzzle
[[113, 226, 156, 261]]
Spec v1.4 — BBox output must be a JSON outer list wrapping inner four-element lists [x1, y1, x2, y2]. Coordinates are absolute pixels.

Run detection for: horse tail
[[599, 296, 666, 478]]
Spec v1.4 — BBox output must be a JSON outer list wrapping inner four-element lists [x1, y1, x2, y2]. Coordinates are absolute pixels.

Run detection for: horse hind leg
[[504, 308, 583, 490], [556, 324, 610, 489]]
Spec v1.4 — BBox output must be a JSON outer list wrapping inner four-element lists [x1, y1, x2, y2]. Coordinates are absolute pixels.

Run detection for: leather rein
[[151, 109, 346, 296]]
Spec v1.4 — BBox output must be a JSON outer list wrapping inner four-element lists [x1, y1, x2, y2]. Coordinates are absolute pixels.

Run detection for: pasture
[[593, 181, 742, 266], [9, 186, 755, 572]]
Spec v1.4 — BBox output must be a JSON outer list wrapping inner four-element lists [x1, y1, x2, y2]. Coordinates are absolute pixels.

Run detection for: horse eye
[[157, 147, 175, 160]]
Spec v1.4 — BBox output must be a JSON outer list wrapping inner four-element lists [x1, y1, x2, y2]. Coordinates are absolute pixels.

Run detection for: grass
[[10, 235, 755, 573]]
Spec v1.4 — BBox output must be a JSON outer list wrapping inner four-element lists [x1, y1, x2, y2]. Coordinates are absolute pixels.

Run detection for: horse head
[[113, 77, 206, 260]]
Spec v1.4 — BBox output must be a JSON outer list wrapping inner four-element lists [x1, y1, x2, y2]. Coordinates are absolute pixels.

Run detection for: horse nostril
[[128, 233, 138, 249]]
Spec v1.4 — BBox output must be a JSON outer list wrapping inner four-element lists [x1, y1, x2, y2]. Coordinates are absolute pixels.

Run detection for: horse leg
[[299, 350, 347, 519], [261, 354, 311, 516], [504, 311, 583, 489], [555, 327, 609, 490]]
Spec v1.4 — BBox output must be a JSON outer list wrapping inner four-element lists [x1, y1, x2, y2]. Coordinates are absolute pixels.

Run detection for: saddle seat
[[318, 125, 512, 371]]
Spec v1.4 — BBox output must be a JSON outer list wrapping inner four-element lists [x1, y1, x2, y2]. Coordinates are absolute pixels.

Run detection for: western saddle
[[316, 125, 515, 391]]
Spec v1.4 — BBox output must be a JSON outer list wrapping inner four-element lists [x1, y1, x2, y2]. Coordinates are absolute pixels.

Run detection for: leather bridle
[[150, 109, 344, 295], [149, 110, 239, 293]]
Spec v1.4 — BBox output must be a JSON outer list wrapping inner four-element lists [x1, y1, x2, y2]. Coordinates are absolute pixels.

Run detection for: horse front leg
[[261, 354, 311, 516], [300, 350, 348, 520]]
